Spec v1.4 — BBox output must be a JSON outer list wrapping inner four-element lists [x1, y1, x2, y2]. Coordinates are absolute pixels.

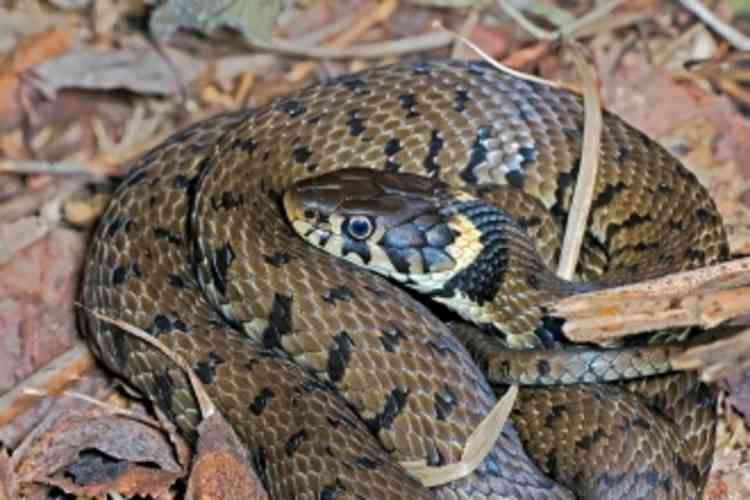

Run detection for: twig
[[433, 21, 560, 88], [289, 13, 356, 47], [679, 0, 750, 51], [552, 257, 750, 343], [495, 0, 628, 41], [556, 44, 602, 279], [451, 9, 480, 59], [244, 31, 453, 59]]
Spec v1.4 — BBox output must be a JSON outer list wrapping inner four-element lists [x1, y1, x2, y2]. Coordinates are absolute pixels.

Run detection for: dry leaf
[[151, 0, 284, 41]]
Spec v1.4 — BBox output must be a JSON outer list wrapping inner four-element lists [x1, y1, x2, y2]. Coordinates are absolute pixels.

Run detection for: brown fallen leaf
[[0, 27, 74, 130], [14, 413, 184, 500]]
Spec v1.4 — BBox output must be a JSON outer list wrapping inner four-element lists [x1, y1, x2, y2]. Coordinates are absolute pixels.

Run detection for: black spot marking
[[527, 273, 539, 289], [278, 99, 306, 117], [110, 324, 130, 368], [292, 145, 313, 164], [384, 138, 401, 156], [576, 428, 604, 450], [398, 94, 419, 118], [173, 319, 189, 333], [285, 429, 307, 457], [460, 125, 492, 183], [263, 252, 293, 267], [231, 137, 257, 153], [153, 227, 183, 245], [657, 182, 672, 194], [434, 385, 458, 421], [695, 207, 712, 223], [591, 182, 626, 213], [423, 130, 444, 174], [412, 61, 431, 75], [112, 266, 128, 286], [385, 159, 400, 172], [346, 110, 365, 137], [327, 331, 355, 383], [212, 191, 244, 210], [342, 77, 367, 92], [537, 359, 551, 376], [676, 457, 700, 485], [617, 143, 630, 162], [209, 242, 236, 296], [562, 127, 582, 141], [518, 146, 537, 168], [253, 446, 269, 489], [322, 286, 354, 304], [153, 314, 172, 334], [453, 89, 470, 112], [262, 293, 294, 349], [355, 456, 380, 469], [467, 60, 492, 75], [379, 327, 405, 352], [249, 387, 274, 416], [106, 219, 122, 238], [167, 273, 186, 289], [505, 170, 525, 189], [342, 238, 371, 264], [632, 415, 651, 430], [194, 351, 224, 384], [124, 219, 135, 233], [366, 387, 410, 433], [153, 370, 175, 419], [320, 478, 346, 500]]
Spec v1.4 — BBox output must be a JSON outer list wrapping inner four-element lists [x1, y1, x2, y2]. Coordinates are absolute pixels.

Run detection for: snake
[[80, 59, 729, 499]]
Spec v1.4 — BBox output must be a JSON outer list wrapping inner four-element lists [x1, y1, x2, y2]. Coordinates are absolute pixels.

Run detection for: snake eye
[[346, 215, 374, 240], [303, 209, 316, 219]]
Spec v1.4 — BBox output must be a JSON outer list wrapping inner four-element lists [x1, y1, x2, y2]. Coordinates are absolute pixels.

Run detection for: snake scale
[[81, 59, 729, 499]]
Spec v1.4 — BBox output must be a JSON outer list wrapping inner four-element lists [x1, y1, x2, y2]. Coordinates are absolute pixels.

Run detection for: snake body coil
[[81, 60, 727, 499]]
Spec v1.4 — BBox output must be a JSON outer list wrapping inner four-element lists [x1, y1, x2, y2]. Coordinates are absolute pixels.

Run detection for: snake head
[[283, 168, 476, 290]]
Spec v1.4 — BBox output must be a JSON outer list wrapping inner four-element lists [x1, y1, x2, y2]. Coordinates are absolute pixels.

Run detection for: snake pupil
[[348, 216, 373, 240], [303, 208, 315, 219]]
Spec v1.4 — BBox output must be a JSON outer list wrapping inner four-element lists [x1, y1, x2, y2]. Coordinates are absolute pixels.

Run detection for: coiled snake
[[81, 59, 728, 499]]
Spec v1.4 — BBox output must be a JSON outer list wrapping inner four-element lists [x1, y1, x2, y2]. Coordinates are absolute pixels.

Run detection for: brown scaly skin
[[80, 59, 727, 499]]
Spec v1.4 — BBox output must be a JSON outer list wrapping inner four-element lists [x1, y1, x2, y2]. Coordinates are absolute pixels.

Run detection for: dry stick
[[678, 0, 750, 51], [495, 0, 627, 41], [244, 30, 453, 59], [551, 257, 750, 343], [432, 21, 560, 88], [556, 45, 602, 280], [450, 9, 480, 59]]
